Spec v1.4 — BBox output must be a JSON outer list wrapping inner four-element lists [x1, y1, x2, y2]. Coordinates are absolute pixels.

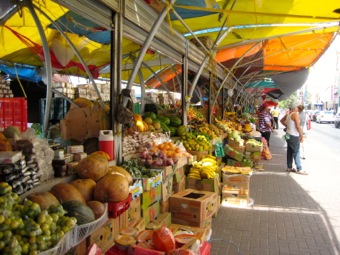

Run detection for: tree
[[279, 92, 300, 109]]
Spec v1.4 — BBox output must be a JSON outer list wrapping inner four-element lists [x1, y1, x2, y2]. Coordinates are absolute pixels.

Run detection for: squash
[[26, 191, 60, 210], [152, 226, 176, 252], [50, 183, 86, 204], [108, 166, 133, 185], [94, 173, 129, 203], [133, 114, 143, 122], [70, 179, 96, 202], [91, 151, 110, 160], [76, 155, 109, 181], [62, 200, 96, 225], [86, 200, 106, 219]]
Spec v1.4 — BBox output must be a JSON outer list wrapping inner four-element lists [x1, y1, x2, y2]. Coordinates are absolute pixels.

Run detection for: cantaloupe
[[86, 200, 106, 219], [70, 179, 96, 202], [50, 183, 86, 204], [26, 191, 60, 210], [108, 166, 133, 185], [94, 173, 129, 203], [76, 155, 108, 181]]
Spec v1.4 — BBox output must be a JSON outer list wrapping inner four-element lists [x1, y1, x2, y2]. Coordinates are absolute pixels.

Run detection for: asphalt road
[[293, 120, 340, 250]]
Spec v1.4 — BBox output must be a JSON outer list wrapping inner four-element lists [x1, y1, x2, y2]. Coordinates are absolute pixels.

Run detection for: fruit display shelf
[[40, 203, 108, 255]]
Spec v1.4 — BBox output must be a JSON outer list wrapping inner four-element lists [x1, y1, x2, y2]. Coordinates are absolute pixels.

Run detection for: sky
[[305, 35, 340, 102]]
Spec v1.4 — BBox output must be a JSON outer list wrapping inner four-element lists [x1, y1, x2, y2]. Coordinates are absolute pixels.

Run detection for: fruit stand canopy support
[[0, 0, 340, 99]]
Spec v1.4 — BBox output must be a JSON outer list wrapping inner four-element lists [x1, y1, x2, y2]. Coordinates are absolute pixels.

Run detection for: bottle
[[99, 130, 114, 160]]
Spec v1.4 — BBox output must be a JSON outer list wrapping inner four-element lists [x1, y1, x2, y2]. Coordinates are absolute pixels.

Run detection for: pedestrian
[[271, 106, 280, 129], [298, 105, 309, 160], [257, 103, 273, 147], [280, 104, 308, 175]]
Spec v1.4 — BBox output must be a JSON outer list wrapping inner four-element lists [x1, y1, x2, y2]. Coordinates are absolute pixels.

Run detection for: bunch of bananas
[[187, 155, 219, 179]]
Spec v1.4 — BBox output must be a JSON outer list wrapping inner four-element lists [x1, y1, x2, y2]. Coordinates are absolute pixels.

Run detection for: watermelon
[[160, 122, 170, 132], [156, 115, 170, 125], [169, 116, 182, 127], [143, 112, 157, 120], [168, 126, 177, 137]]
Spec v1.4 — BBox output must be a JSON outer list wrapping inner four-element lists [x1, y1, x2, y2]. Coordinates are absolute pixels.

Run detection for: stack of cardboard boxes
[[85, 155, 215, 254]]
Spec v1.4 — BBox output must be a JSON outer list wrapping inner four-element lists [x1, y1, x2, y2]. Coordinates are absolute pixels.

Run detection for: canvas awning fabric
[[0, 0, 340, 100]]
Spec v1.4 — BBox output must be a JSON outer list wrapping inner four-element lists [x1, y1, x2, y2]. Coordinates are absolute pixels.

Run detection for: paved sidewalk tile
[[210, 129, 338, 255]]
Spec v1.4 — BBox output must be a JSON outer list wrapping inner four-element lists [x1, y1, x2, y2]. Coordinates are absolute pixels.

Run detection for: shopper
[[258, 103, 273, 147], [280, 104, 308, 175], [271, 106, 280, 129], [298, 105, 308, 160]]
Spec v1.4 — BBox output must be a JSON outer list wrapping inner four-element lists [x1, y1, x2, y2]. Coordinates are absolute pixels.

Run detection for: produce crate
[[108, 193, 133, 218], [0, 97, 27, 132]]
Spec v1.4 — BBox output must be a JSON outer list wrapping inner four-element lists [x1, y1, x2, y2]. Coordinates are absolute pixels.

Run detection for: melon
[[76, 154, 109, 181], [50, 183, 86, 204], [70, 179, 96, 202], [108, 166, 133, 185], [94, 173, 129, 203], [62, 200, 96, 225], [26, 191, 60, 210], [152, 226, 176, 252], [86, 200, 106, 219]]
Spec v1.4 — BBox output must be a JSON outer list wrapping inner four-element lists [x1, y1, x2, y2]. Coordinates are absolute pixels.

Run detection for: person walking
[[271, 106, 280, 129], [280, 104, 308, 175], [298, 105, 308, 159], [258, 103, 273, 147]]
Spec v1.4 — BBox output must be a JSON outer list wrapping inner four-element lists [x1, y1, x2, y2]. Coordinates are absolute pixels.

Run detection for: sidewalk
[[210, 128, 338, 255]]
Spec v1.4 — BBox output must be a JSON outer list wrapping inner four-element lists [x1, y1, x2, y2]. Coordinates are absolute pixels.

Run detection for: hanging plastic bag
[[116, 89, 134, 125]]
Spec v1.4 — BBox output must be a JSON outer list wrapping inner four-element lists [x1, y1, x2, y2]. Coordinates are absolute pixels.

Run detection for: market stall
[[1, 0, 340, 254]]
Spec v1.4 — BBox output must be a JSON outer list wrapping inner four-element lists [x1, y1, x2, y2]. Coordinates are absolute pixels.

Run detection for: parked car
[[335, 111, 340, 128], [316, 110, 335, 123], [311, 110, 320, 122]]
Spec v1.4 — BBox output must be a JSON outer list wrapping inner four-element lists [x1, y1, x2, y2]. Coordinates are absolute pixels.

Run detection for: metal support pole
[[34, 3, 104, 109], [138, 70, 146, 113], [182, 40, 189, 126], [112, 7, 123, 164], [26, 0, 52, 138], [126, 1, 175, 90], [210, 41, 263, 119]]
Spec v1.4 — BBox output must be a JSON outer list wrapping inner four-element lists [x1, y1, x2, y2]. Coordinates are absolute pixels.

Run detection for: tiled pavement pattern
[[210, 129, 339, 255]]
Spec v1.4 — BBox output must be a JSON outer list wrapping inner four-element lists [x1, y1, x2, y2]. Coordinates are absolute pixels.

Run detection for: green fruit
[[62, 200, 95, 225], [169, 116, 182, 126]]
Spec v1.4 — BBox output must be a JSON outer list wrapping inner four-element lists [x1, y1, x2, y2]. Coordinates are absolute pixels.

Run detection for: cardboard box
[[173, 175, 186, 193], [146, 212, 171, 230], [174, 157, 187, 170], [151, 165, 173, 180], [134, 171, 162, 191], [133, 217, 145, 233], [222, 174, 250, 188], [224, 144, 244, 162], [159, 198, 169, 214], [129, 179, 143, 200], [88, 218, 118, 253], [168, 223, 211, 243], [186, 174, 220, 193], [221, 196, 250, 206], [161, 176, 173, 201], [171, 216, 212, 228], [141, 184, 162, 210], [169, 189, 218, 222], [119, 195, 141, 228], [173, 166, 185, 183], [141, 200, 160, 225]]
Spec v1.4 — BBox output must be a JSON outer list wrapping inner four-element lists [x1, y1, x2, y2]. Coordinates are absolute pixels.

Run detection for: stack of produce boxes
[[244, 138, 263, 165], [221, 165, 253, 206]]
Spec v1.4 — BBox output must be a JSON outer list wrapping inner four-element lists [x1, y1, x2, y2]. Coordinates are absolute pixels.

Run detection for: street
[[291, 121, 340, 250]]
